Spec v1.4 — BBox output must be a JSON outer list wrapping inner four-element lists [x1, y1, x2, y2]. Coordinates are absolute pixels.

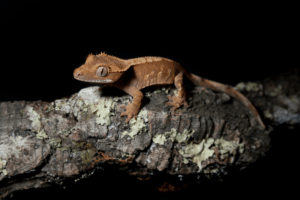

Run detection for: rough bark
[[0, 68, 299, 197]]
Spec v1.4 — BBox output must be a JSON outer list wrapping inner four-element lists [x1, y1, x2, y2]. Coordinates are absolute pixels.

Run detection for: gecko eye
[[96, 66, 108, 77]]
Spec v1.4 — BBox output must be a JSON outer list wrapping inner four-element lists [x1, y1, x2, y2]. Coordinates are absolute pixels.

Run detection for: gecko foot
[[166, 95, 189, 112], [120, 102, 140, 123]]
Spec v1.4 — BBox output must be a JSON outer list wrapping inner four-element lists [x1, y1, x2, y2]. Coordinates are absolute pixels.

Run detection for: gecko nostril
[[74, 69, 81, 77]]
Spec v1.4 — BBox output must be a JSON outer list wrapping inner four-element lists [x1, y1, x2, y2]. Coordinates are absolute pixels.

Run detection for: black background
[[0, 1, 297, 199]]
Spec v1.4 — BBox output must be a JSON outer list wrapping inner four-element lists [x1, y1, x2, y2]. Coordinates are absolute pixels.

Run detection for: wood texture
[[1, 68, 299, 197]]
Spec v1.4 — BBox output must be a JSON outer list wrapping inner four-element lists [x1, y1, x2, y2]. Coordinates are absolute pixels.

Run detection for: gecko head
[[73, 53, 124, 84]]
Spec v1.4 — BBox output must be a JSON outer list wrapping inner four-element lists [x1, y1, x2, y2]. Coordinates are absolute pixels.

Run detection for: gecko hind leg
[[166, 73, 190, 112]]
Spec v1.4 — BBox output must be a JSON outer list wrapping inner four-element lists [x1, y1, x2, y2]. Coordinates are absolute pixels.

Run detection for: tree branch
[[0, 68, 299, 196]]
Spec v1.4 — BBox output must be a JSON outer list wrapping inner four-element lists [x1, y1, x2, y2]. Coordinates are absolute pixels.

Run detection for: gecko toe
[[120, 105, 127, 110], [184, 102, 190, 107], [120, 112, 126, 117]]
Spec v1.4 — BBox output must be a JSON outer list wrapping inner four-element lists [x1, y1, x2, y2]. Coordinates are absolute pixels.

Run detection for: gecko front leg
[[166, 73, 190, 111], [116, 84, 144, 123]]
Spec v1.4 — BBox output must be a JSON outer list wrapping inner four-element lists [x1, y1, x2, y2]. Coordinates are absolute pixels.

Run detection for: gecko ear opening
[[96, 66, 108, 77]]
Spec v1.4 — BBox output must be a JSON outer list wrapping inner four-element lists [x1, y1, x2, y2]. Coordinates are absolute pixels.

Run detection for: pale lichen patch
[[193, 147, 215, 171], [49, 138, 62, 148], [54, 99, 76, 113], [54, 100, 63, 111], [235, 82, 245, 90], [0, 136, 30, 161], [164, 128, 177, 142], [175, 129, 195, 143], [152, 134, 166, 145], [36, 129, 48, 140], [180, 136, 244, 172], [77, 86, 103, 104], [121, 109, 148, 139], [179, 137, 215, 172], [26, 106, 42, 131], [59, 128, 75, 137], [214, 138, 244, 155], [267, 84, 282, 97], [0, 158, 7, 175], [158, 128, 194, 144], [235, 82, 263, 92], [264, 110, 273, 119], [91, 98, 116, 126], [180, 141, 204, 157], [173, 90, 178, 96]]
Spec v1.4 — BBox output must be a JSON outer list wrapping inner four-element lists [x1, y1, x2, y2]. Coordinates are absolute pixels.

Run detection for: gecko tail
[[187, 73, 265, 129]]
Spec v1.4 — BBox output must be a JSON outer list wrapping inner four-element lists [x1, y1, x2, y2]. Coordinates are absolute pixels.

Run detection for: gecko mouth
[[74, 76, 113, 83]]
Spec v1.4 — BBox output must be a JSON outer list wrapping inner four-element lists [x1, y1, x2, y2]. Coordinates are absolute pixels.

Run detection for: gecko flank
[[73, 52, 265, 129]]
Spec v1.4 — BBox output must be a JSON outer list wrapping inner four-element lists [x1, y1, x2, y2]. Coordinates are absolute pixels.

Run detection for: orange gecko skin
[[74, 52, 265, 129]]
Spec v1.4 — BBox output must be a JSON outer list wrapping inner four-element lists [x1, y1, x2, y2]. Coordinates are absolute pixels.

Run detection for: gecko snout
[[73, 68, 83, 78]]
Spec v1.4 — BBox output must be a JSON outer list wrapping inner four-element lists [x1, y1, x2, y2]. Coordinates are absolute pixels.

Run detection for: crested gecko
[[73, 52, 265, 129]]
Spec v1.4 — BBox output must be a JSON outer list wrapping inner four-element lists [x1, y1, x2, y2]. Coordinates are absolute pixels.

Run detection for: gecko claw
[[184, 102, 190, 108], [120, 112, 126, 117], [120, 105, 127, 110], [125, 116, 131, 123], [166, 95, 189, 110]]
